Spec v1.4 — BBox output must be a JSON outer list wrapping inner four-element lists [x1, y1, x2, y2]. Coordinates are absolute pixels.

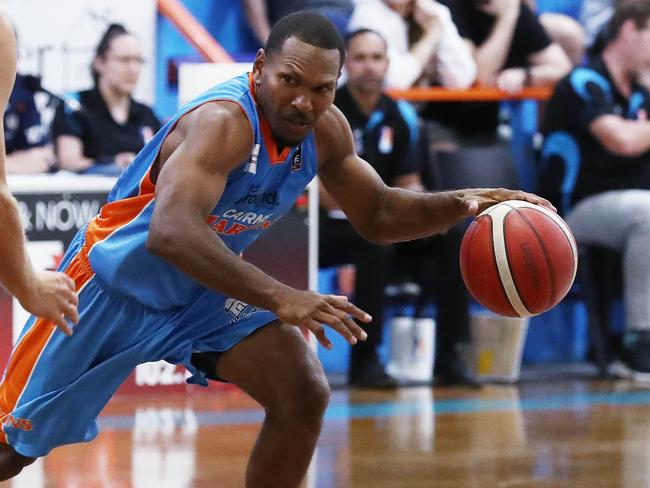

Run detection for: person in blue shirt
[[0, 12, 549, 487]]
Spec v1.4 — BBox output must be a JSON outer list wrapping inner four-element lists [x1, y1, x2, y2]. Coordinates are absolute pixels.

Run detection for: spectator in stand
[[539, 0, 650, 381], [52, 23, 160, 176], [4, 73, 56, 174], [580, 0, 614, 48], [348, 0, 479, 384], [422, 0, 571, 147], [243, 0, 353, 44], [442, 0, 571, 96], [348, 0, 476, 89], [524, 0, 586, 66], [4, 26, 57, 174], [320, 29, 422, 387], [411, 0, 570, 380]]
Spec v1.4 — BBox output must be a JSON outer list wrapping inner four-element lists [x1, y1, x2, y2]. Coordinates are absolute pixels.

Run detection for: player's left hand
[[457, 188, 556, 217], [18, 271, 79, 336]]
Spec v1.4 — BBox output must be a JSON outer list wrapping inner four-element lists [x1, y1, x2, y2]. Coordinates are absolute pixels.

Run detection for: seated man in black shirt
[[322, 28, 474, 386], [539, 0, 650, 380], [429, 0, 571, 139], [52, 24, 160, 176], [320, 29, 421, 387]]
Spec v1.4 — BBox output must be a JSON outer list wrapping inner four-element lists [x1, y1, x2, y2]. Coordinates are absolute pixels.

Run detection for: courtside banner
[[2, 177, 309, 395], [15, 191, 107, 243]]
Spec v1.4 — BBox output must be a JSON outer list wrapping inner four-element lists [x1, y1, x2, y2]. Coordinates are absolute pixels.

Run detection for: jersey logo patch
[[291, 146, 302, 172], [245, 144, 261, 174], [225, 298, 248, 319]]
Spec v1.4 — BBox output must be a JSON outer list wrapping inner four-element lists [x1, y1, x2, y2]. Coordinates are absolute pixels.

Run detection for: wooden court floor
[[3, 379, 650, 487]]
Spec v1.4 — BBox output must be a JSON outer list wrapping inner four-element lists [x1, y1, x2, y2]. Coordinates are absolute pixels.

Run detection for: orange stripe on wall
[[0, 252, 94, 444]]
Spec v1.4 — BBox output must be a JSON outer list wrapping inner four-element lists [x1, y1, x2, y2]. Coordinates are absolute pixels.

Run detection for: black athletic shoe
[[610, 330, 650, 382], [435, 356, 481, 388], [348, 360, 399, 389]]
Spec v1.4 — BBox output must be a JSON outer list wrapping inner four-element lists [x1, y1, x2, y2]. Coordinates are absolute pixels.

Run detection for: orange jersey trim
[[84, 193, 156, 253], [0, 252, 95, 444], [248, 73, 291, 165]]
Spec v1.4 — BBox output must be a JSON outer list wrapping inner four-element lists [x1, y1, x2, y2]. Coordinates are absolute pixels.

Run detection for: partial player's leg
[[0, 262, 171, 479], [209, 321, 329, 488], [0, 444, 35, 480]]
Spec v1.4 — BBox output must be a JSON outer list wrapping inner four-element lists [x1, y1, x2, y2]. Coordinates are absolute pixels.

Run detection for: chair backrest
[[429, 143, 520, 191], [538, 131, 581, 216], [576, 243, 623, 375]]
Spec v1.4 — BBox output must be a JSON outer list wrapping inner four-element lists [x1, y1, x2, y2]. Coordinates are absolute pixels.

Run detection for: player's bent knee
[[0, 444, 36, 481], [282, 374, 330, 425]]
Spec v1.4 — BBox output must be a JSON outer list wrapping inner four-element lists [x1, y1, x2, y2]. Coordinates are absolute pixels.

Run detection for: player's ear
[[252, 49, 266, 84]]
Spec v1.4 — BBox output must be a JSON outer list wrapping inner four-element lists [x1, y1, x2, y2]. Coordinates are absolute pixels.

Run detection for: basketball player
[[0, 13, 78, 334], [0, 12, 551, 487]]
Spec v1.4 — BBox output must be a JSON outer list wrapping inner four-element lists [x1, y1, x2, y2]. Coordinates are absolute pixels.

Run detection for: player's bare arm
[[316, 105, 555, 244], [0, 13, 78, 334], [147, 101, 368, 349]]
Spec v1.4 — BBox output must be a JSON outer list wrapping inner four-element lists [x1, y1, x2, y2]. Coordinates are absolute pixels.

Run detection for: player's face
[[253, 37, 340, 146], [94, 34, 144, 96], [344, 32, 388, 95]]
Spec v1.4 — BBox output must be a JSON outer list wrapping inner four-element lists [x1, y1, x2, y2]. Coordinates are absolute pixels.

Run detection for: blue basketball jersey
[[85, 73, 318, 309]]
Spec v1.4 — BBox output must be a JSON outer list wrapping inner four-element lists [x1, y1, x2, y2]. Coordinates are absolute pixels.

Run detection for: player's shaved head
[[265, 11, 345, 69]]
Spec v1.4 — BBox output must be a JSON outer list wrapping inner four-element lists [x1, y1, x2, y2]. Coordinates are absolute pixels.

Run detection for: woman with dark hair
[[52, 24, 160, 176]]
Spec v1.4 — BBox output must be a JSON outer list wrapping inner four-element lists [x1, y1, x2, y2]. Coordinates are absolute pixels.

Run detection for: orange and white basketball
[[459, 200, 578, 317]]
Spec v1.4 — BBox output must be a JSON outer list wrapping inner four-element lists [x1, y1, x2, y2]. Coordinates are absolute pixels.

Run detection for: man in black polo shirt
[[319, 28, 421, 387], [538, 0, 650, 380]]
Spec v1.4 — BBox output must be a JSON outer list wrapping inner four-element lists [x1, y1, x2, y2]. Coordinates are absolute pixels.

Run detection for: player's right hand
[[273, 290, 371, 349], [18, 271, 79, 336], [457, 188, 556, 216]]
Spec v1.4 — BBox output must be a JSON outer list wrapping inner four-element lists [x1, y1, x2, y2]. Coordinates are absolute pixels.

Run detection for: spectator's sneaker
[[609, 330, 650, 382]]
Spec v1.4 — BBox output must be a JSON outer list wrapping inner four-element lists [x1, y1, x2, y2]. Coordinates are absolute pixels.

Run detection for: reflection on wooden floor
[[4, 379, 650, 487]]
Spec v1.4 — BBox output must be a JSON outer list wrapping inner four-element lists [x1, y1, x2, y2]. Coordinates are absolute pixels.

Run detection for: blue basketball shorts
[[0, 233, 277, 457]]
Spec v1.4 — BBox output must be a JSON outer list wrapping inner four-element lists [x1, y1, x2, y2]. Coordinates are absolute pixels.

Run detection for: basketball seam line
[[489, 215, 519, 316], [515, 207, 556, 312], [491, 205, 531, 316]]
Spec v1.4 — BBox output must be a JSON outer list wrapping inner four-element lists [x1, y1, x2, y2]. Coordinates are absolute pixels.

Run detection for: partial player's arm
[[0, 13, 78, 334], [147, 102, 368, 349], [316, 105, 553, 244], [0, 13, 15, 182]]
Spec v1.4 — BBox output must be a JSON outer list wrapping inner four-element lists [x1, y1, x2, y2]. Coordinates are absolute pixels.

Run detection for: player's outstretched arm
[[317, 105, 555, 244], [0, 14, 78, 335], [147, 102, 369, 349]]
